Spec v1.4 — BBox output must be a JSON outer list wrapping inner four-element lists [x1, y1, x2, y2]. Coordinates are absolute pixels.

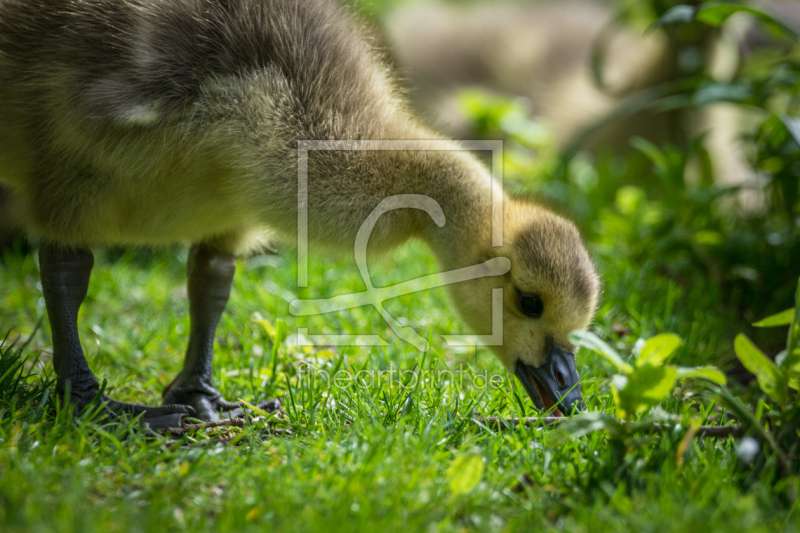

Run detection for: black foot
[[99, 396, 196, 430], [65, 383, 195, 430], [162, 377, 280, 422]]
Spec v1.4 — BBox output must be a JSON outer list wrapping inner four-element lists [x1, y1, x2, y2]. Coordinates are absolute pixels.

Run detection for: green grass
[[1, 240, 797, 532]]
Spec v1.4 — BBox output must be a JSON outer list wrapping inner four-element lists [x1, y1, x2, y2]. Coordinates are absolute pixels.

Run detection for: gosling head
[[444, 201, 600, 415]]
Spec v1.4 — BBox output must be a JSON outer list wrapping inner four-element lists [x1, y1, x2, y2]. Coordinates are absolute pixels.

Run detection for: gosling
[[0, 0, 600, 425]]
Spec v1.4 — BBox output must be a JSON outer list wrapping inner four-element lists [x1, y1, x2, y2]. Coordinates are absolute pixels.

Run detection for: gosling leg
[[162, 243, 279, 421], [39, 243, 195, 426]]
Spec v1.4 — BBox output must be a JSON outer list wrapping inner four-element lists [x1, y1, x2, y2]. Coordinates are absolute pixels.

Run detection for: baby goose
[[0, 0, 599, 424]]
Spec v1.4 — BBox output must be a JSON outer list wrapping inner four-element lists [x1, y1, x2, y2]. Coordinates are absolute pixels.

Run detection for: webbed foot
[[99, 396, 196, 429], [64, 379, 195, 430], [162, 376, 280, 422]]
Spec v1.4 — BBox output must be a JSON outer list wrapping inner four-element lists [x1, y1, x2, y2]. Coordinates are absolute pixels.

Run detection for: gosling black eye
[[519, 293, 544, 318]]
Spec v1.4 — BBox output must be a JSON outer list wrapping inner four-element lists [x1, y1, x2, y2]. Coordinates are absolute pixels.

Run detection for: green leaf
[[614, 365, 678, 418], [627, 365, 678, 401], [753, 309, 794, 327], [568, 330, 633, 374], [676, 366, 727, 385], [447, 454, 484, 495], [637, 334, 682, 367], [733, 334, 785, 405]]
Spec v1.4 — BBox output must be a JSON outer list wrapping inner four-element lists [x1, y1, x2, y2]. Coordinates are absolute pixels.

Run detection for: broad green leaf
[[568, 330, 632, 373], [753, 308, 794, 327], [447, 454, 484, 495], [616, 365, 678, 417], [733, 334, 785, 405], [628, 365, 678, 402], [637, 334, 682, 367], [676, 366, 727, 385]]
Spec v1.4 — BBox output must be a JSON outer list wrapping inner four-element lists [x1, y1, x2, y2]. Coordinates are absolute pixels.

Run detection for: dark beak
[[514, 343, 585, 416]]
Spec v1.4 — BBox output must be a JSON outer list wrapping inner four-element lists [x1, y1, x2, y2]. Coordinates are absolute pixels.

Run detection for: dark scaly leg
[[162, 243, 279, 421], [39, 243, 194, 427]]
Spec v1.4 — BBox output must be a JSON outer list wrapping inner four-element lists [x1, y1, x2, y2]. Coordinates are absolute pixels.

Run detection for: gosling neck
[[412, 149, 505, 271]]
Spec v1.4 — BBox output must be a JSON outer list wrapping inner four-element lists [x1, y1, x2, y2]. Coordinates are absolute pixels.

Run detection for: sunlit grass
[[1, 241, 797, 532]]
